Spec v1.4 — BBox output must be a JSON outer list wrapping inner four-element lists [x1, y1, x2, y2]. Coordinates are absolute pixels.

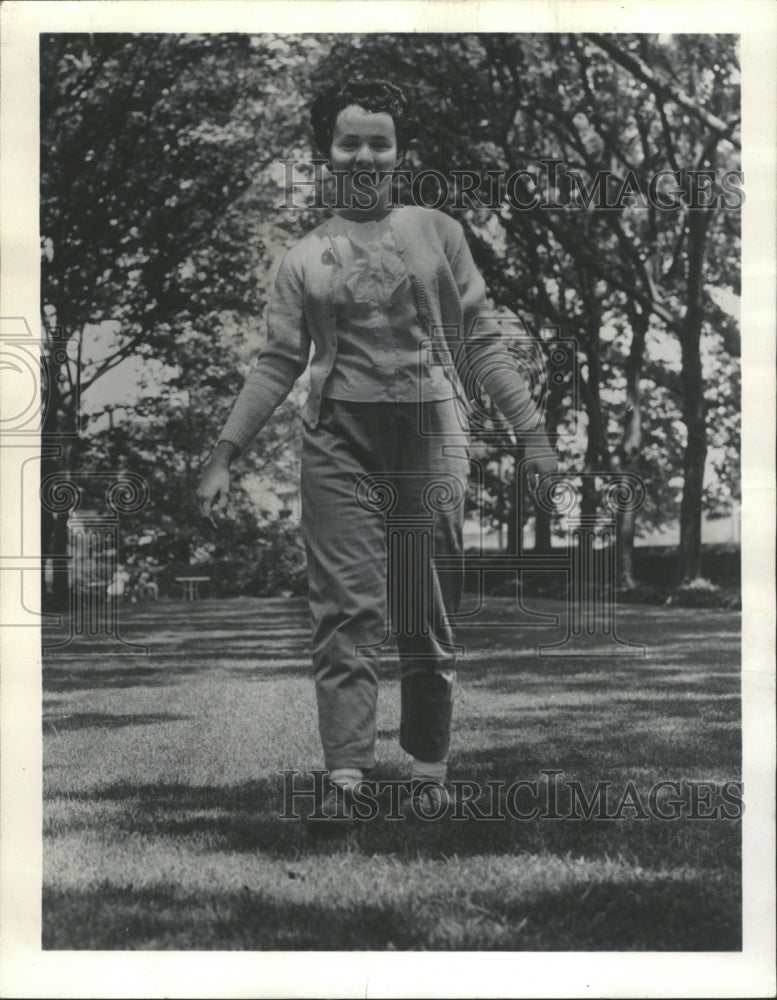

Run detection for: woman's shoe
[[306, 779, 358, 833], [402, 780, 450, 821]]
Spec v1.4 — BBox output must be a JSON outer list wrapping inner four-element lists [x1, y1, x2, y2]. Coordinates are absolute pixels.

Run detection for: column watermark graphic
[[354, 471, 467, 658], [1, 316, 149, 653], [39, 472, 149, 654], [5, 308, 646, 657], [535, 473, 646, 657], [344, 321, 646, 657], [358, 467, 648, 659]]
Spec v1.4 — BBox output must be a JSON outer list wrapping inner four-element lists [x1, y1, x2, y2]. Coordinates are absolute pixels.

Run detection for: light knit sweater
[[218, 206, 550, 453]]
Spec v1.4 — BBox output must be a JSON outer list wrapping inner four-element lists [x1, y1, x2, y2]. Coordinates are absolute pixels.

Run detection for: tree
[[314, 32, 741, 582], [584, 33, 741, 580], [43, 32, 741, 600], [40, 33, 328, 603]]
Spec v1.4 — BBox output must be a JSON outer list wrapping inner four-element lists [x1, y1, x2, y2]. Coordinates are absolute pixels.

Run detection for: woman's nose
[[354, 144, 374, 166]]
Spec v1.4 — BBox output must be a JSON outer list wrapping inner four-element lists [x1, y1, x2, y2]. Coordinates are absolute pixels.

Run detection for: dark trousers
[[300, 398, 469, 770]]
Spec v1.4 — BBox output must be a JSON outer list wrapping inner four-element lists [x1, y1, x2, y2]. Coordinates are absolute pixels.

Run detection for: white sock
[[411, 758, 447, 783], [329, 767, 363, 790]]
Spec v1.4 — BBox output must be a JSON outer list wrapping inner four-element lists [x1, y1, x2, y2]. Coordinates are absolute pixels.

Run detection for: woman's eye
[[335, 139, 392, 152]]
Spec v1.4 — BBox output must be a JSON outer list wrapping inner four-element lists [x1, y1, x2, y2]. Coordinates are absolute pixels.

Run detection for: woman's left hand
[[524, 449, 558, 480], [523, 444, 558, 495], [523, 441, 558, 477]]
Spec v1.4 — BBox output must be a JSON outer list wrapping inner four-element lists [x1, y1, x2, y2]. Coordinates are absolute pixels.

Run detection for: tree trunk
[[581, 353, 608, 518], [506, 450, 520, 555], [617, 306, 649, 588], [533, 380, 564, 556], [677, 209, 709, 583], [578, 280, 610, 519], [41, 336, 74, 611]]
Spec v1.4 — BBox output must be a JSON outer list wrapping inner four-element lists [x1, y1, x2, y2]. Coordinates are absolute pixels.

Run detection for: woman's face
[[328, 104, 400, 212]]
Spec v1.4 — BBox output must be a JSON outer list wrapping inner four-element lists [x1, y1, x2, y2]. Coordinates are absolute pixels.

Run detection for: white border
[[1, 2, 774, 997]]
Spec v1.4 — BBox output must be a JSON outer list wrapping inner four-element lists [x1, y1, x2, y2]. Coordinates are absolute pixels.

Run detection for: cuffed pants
[[301, 398, 469, 771]]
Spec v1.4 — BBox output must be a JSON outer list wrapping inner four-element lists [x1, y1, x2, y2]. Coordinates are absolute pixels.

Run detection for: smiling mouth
[[348, 169, 388, 181]]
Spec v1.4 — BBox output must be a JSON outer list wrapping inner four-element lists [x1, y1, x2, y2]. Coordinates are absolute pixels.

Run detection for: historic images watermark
[[279, 159, 745, 212], [279, 769, 745, 823]]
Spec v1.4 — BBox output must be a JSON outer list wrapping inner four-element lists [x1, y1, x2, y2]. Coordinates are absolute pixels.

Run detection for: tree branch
[[586, 34, 741, 150]]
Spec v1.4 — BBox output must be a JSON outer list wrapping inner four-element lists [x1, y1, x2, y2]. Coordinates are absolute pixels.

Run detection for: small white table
[[175, 576, 211, 600]]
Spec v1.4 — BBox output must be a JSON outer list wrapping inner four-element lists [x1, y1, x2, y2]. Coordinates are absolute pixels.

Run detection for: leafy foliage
[[41, 33, 740, 588]]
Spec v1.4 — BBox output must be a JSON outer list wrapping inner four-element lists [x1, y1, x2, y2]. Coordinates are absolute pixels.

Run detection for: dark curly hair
[[310, 78, 418, 158]]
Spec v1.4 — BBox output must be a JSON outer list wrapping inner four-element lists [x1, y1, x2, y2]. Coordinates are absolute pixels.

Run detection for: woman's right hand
[[196, 442, 238, 520]]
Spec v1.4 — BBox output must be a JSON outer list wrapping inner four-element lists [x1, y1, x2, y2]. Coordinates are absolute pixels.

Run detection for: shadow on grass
[[42, 872, 741, 951], [46, 770, 742, 876], [42, 648, 741, 694], [42, 598, 740, 667], [42, 597, 742, 950], [43, 712, 192, 733], [43, 663, 205, 692], [42, 883, 417, 950], [41, 598, 741, 716]]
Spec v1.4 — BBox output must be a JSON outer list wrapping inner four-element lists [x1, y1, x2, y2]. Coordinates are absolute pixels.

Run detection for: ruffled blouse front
[[339, 217, 408, 305], [324, 211, 454, 403]]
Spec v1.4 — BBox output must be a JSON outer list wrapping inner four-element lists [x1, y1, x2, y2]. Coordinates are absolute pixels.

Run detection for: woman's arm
[[217, 249, 311, 454], [197, 441, 237, 519], [197, 249, 310, 517], [447, 223, 557, 477]]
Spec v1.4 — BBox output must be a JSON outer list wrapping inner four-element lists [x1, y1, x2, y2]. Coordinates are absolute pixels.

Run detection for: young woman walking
[[197, 78, 556, 819]]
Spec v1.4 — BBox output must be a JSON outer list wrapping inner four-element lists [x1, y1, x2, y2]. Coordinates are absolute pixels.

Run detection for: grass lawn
[[42, 594, 741, 951]]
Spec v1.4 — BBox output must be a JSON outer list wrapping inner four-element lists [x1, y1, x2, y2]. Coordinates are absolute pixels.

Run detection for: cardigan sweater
[[324, 210, 454, 402], [218, 206, 549, 453]]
